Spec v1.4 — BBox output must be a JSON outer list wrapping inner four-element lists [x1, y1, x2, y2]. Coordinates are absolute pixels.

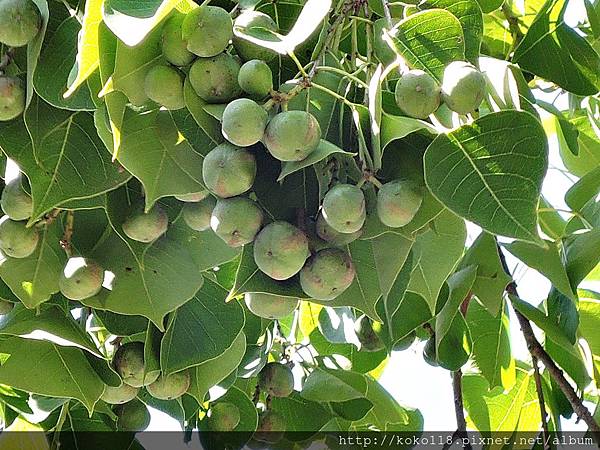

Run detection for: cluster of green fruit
[[0, 0, 41, 121]]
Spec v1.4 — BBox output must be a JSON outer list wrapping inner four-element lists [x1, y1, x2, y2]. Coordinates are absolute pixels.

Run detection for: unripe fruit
[[222, 98, 268, 147], [253, 221, 309, 280], [207, 402, 240, 431], [300, 248, 355, 301], [175, 191, 209, 203], [147, 370, 190, 400], [59, 257, 104, 301], [258, 362, 294, 398], [376, 180, 423, 228], [115, 399, 151, 431], [202, 143, 256, 198], [101, 383, 139, 405], [441, 61, 487, 114], [182, 6, 233, 58], [355, 315, 385, 352], [244, 293, 299, 320], [188, 53, 242, 103], [233, 11, 278, 62], [0, 0, 41, 47], [182, 196, 216, 231], [0, 76, 25, 121], [122, 204, 168, 243], [1, 178, 32, 220], [394, 70, 441, 119], [161, 13, 194, 67], [210, 197, 263, 248], [238, 60, 273, 98], [423, 337, 438, 367], [315, 214, 362, 246], [0, 218, 38, 258], [263, 111, 321, 162], [322, 184, 366, 234], [112, 342, 160, 388], [254, 410, 286, 443], [144, 65, 185, 110], [0, 300, 14, 315]]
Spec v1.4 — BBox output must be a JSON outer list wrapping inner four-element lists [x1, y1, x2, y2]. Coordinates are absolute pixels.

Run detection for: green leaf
[[424, 110, 548, 243], [474, 0, 503, 13], [271, 392, 333, 432], [381, 112, 437, 150], [513, 0, 600, 96], [161, 279, 245, 375], [564, 228, 600, 288], [278, 140, 354, 182], [388, 10, 466, 82], [301, 368, 367, 403], [578, 290, 600, 358], [0, 337, 104, 414], [557, 116, 600, 178], [565, 166, 600, 212], [25, 0, 49, 107]]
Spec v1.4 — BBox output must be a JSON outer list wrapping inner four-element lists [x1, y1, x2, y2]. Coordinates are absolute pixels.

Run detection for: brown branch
[[442, 370, 471, 450], [531, 354, 551, 449]]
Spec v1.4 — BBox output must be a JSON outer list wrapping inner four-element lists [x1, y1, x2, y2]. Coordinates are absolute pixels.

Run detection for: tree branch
[[531, 354, 551, 449]]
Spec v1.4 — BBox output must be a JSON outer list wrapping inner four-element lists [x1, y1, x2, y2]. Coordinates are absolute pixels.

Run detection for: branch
[[531, 354, 551, 448]]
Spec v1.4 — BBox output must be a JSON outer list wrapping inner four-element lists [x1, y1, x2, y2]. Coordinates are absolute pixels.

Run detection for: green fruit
[[175, 191, 209, 203], [315, 214, 361, 246], [161, 13, 194, 66], [322, 184, 366, 233], [0, 300, 14, 315], [253, 221, 309, 280], [244, 293, 299, 320], [188, 53, 242, 103], [1, 178, 32, 220], [101, 383, 139, 405], [222, 98, 268, 147], [147, 370, 190, 400], [112, 342, 160, 388], [115, 399, 151, 431], [355, 315, 385, 352], [144, 65, 185, 110], [210, 197, 263, 247], [182, 6, 233, 58], [122, 204, 168, 243], [182, 196, 216, 231], [0, 218, 38, 258], [59, 257, 104, 301], [263, 111, 321, 162], [423, 337, 438, 367], [395, 70, 441, 119], [207, 402, 240, 431], [254, 410, 285, 443], [0, 76, 25, 121], [300, 248, 355, 301], [238, 60, 273, 98], [233, 11, 278, 62], [202, 143, 256, 198], [376, 180, 423, 228], [0, 0, 41, 47], [258, 362, 294, 398], [441, 61, 487, 114], [392, 331, 416, 352]]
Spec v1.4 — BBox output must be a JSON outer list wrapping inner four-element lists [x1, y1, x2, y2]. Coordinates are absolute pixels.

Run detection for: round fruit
[[175, 191, 209, 203], [182, 6, 233, 58], [393, 331, 416, 352], [244, 293, 299, 320], [222, 98, 268, 147], [202, 143, 256, 198], [263, 111, 321, 162], [182, 196, 216, 231], [441, 61, 487, 114], [115, 399, 151, 431], [101, 383, 139, 405], [0, 0, 41, 47], [207, 402, 240, 432], [161, 13, 194, 66], [0, 76, 25, 121], [0, 218, 38, 258], [144, 65, 185, 110], [254, 410, 285, 443], [233, 11, 278, 62], [300, 248, 355, 301], [253, 221, 309, 280], [423, 337, 438, 367], [112, 342, 160, 388], [258, 362, 294, 398], [238, 60, 273, 98], [59, 257, 104, 301], [122, 204, 168, 243], [376, 180, 423, 228], [147, 370, 190, 400], [210, 197, 263, 247], [355, 315, 385, 352], [322, 184, 366, 234], [394, 70, 441, 119], [1, 178, 32, 220], [0, 300, 14, 315], [315, 213, 362, 246], [188, 53, 242, 104]]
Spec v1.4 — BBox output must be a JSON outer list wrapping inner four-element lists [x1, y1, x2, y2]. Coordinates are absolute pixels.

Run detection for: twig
[[531, 354, 551, 448], [60, 210, 74, 256], [453, 370, 472, 450]]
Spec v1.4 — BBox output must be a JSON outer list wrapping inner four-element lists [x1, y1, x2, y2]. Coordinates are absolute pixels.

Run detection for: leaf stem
[[316, 66, 370, 89], [51, 400, 70, 449]]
